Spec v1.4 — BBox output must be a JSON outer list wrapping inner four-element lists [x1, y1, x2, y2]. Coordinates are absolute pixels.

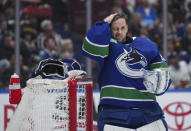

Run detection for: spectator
[[128, 12, 142, 36], [185, 2, 191, 22], [135, 0, 159, 27], [167, 38, 176, 57], [0, 32, 14, 87], [150, 22, 163, 51], [180, 23, 191, 52], [188, 60, 191, 77], [0, 0, 4, 13], [39, 37, 60, 60], [4, 7, 15, 30], [168, 0, 185, 25], [168, 51, 191, 89], [108, 0, 131, 19], [0, 31, 14, 63], [125, 0, 136, 13], [36, 19, 62, 49], [21, 25, 38, 54], [20, 14, 38, 29], [44, 0, 69, 26], [21, 25, 41, 68], [60, 38, 74, 59], [184, 0, 191, 22], [147, 0, 159, 8], [0, 0, 15, 14], [0, 18, 7, 40], [167, 12, 177, 42], [180, 42, 191, 64]]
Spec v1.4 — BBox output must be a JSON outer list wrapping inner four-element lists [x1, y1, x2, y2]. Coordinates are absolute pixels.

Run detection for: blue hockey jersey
[[82, 21, 170, 108]]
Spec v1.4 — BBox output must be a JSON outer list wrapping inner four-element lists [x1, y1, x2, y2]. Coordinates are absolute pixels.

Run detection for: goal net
[[6, 77, 93, 131]]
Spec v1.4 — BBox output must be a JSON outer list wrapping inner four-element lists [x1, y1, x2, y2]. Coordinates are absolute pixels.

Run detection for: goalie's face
[[111, 18, 128, 43]]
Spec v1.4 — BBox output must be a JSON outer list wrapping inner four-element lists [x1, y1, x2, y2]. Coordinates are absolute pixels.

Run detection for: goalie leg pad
[[103, 119, 167, 131], [137, 119, 167, 131], [104, 124, 136, 131]]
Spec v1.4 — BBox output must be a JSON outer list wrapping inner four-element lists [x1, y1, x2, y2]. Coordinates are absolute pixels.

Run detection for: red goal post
[[6, 77, 93, 131], [69, 78, 93, 131]]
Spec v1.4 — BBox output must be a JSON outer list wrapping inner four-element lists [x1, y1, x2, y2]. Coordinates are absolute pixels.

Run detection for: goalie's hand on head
[[104, 13, 118, 24]]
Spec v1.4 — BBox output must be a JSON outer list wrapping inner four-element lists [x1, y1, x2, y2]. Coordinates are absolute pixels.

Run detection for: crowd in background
[[0, 0, 191, 90]]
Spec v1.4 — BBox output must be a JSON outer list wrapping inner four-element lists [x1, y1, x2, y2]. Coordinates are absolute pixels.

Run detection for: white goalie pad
[[143, 68, 170, 95], [104, 125, 135, 131], [136, 119, 166, 131], [104, 119, 166, 131]]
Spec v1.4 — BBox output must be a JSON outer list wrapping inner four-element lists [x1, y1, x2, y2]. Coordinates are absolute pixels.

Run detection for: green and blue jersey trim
[[100, 85, 156, 102], [85, 37, 109, 47], [149, 62, 168, 70], [82, 37, 109, 58]]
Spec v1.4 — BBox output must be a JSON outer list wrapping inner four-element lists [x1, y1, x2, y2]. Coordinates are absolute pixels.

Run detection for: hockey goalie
[[6, 58, 92, 131]]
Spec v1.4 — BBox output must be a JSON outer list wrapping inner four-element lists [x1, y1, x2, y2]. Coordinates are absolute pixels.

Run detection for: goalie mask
[[34, 59, 69, 80]]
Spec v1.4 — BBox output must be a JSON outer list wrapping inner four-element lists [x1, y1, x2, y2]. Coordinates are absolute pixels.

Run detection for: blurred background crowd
[[0, 0, 191, 90]]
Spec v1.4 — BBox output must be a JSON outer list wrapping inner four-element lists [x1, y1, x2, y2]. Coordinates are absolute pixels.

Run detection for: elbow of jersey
[[87, 22, 111, 45]]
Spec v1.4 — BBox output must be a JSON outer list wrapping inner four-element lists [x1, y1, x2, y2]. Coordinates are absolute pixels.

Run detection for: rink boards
[[1, 90, 191, 131]]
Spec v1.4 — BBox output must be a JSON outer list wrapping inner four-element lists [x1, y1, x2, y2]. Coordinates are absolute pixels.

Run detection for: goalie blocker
[[143, 68, 171, 95]]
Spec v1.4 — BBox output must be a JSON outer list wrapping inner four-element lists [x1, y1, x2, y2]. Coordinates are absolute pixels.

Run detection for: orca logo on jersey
[[115, 48, 147, 78]]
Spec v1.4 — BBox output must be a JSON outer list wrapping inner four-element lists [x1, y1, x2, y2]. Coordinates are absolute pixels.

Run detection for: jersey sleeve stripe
[[85, 37, 109, 47], [102, 85, 150, 92], [83, 38, 109, 57], [149, 62, 168, 70], [100, 86, 156, 101], [101, 97, 155, 102]]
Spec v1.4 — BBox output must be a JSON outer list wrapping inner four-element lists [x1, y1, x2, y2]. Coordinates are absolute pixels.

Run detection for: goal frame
[[6, 77, 93, 131], [68, 77, 93, 131]]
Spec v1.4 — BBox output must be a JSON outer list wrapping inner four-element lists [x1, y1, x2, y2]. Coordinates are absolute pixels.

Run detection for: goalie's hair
[[110, 13, 128, 26]]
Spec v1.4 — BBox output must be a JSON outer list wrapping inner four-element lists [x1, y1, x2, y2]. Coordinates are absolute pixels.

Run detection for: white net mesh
[[6, 78, 92, 131], [77, 85, 87, 130]]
